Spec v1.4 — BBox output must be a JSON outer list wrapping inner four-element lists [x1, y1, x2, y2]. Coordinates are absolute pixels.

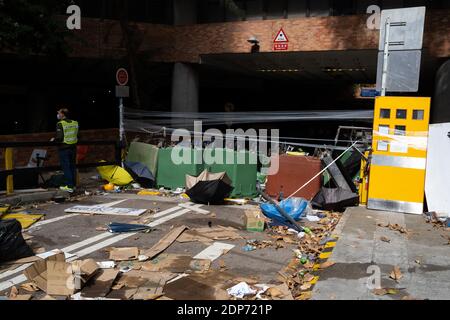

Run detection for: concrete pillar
[[171, 62, 199, 131], [173, 0, 197, 26]]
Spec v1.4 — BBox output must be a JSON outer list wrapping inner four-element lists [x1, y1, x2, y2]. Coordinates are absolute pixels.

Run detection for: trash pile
[[269, 211, 342, 300]]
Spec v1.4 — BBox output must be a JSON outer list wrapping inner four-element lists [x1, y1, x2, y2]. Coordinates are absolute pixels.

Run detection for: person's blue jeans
[[58, 147, 77, 188]]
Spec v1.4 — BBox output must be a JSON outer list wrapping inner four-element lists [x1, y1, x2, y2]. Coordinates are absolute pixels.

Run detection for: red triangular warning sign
[[274, 28, 289, 43]]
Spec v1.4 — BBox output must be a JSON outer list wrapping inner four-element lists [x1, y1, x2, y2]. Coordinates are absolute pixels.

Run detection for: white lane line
[[68, 209, 191, 261], [62, 232, 114, 253], [0, 275, 26, 292], [0, 252, 77, 291], [178, 203, 210, 215], [98, 199, 129, 207], [0, 205, 195, 292], [28, 214, 81, 230], [1, 203, 183, 279], [152, 206, 184, 219]]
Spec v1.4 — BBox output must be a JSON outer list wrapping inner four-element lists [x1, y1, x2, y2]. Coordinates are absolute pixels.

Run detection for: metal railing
[[0, 140, 122, 195]]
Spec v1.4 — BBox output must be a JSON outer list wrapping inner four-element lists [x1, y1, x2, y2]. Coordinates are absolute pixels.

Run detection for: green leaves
[[0, 0, 72, 56]]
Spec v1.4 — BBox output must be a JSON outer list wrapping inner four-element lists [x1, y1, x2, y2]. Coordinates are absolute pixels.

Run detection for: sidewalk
[[312, 206, 450, 300]]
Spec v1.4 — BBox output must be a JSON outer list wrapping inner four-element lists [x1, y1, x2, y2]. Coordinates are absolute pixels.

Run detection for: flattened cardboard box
[[24, 252, 65, 292], [109, 247, 140, 261], [24, 253, 100, 296], [46, 258, 100, 296]]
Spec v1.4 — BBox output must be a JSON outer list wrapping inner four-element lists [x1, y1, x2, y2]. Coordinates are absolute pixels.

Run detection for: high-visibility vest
[[59, 120, 79, 145]]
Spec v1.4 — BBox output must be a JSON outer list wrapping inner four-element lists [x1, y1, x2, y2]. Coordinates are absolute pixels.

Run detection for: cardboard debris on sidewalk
[[142, 225, 188, 259], [177, 226, 242, 243], [109, 247, 140, 261]]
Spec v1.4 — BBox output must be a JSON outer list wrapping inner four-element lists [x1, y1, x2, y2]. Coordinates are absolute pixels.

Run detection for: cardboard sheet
[[142, 226, 188, 259]]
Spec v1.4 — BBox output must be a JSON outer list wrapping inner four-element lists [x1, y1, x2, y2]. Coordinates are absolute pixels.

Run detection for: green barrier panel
[[156, 147, 204, 190], [126, 142, 159, 175], [205, 148, 258, 198]]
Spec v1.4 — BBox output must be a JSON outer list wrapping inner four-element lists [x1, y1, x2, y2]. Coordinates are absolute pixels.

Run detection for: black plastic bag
[[0, 219, 34, 263]]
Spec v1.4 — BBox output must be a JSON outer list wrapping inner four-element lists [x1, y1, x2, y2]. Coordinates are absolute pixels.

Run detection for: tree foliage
[[0, 0, 72, 56]]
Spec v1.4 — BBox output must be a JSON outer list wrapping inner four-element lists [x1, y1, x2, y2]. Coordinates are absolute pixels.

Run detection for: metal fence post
[[5, 148, 14, 195]]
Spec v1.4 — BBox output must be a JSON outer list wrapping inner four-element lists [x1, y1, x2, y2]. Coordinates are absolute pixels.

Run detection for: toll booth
[[368, 96, 431, 214]]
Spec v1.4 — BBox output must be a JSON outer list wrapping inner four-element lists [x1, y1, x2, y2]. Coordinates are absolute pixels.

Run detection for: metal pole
[[5, 148, 14, 195], [381, 18, 391, 96], [119, 97, 124, 167]]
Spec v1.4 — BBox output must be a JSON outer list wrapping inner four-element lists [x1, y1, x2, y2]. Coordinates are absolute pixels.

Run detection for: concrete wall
[[65, 10, 450, 63]]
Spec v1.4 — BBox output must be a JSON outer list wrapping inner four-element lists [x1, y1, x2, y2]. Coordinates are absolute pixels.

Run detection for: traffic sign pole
[[115, 68, 129, 167], [381, 18, 391, 96]]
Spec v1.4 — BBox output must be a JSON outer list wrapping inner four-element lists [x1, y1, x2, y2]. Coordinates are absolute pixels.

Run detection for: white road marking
[[27, 199, 127, 230], [62, 232, 114, 253], [0, 201, 182, 281], [28, 214, 81, 230], [194, 242, 235, 261], [0, 204, 197, 292], [152, 205, 184, 219], [178, 203, 210, 214], [68, 209, 191, 261]]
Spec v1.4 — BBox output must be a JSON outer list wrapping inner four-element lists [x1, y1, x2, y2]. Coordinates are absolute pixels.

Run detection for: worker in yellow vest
[[54, 108, 79, 193]]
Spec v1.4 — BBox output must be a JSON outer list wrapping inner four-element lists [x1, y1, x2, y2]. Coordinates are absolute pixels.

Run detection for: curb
[[0, 190, 68, 205]]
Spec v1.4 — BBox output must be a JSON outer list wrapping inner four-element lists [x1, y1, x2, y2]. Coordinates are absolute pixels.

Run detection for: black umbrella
[[185, 170, 234, 204], [311, 187, 359, 212], [124, 161, 155, 188]]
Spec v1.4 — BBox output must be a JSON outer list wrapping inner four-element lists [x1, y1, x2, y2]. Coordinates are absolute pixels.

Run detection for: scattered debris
[[65, 205, 147, 217], [1, 213, 45, 229], [137, 190, 161, 196], [107, 222, 152, 233], [142, 254, 210, 273], [142, 225, 188, 259], [9, 286, 19, 299], [97, 261, 115, 269], [0, 219, 34, 263], [372, 288, 400, 296], [242, 244, 256, 252], [380, 236, 391, 243], [81, 269, 120, 298], [193, 242, 235, 261], [389, 266, 403, 282], [378, 223, 410, 235], [296, 291, 312, 300], [244, 210, 266, 232], [227, 282, 257, 299], [109, 247, 140, 261], [20, 282, 40, 292], [177, 226, 241, 243], [319, 261, 336, 269]]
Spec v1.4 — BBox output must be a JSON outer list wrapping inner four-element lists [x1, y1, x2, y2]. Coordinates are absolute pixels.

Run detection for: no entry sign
[[116, 68, 129, 86]]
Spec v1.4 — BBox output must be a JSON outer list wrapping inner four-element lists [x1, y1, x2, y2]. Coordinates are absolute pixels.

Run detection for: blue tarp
[[260, 197, 309, 225]]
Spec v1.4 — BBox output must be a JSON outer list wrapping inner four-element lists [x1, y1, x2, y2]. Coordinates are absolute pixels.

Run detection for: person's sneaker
[[59, 186, 74, 193]]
